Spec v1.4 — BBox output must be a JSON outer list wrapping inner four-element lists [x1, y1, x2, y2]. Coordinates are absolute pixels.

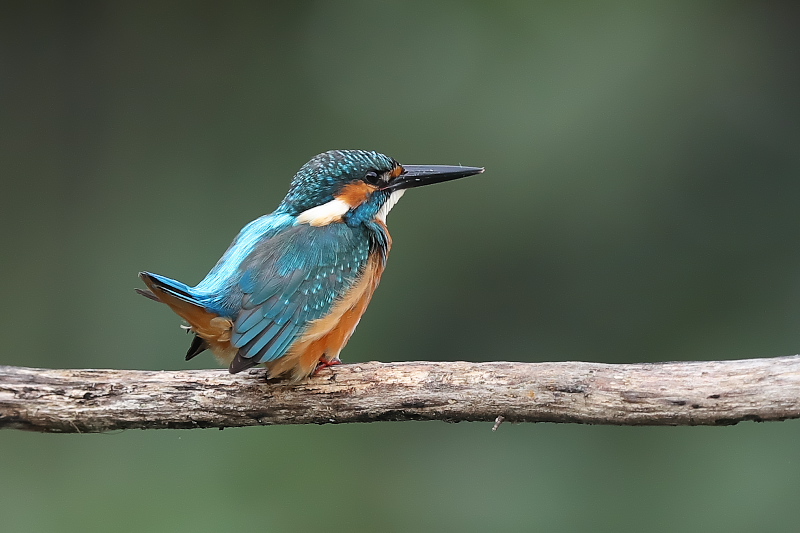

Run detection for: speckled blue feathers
[[279, 150, 396, 214], [229, 222, 372, 364]]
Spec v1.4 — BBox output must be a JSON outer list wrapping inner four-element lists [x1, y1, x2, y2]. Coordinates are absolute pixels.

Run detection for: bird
[[138, 150, 484, 381]]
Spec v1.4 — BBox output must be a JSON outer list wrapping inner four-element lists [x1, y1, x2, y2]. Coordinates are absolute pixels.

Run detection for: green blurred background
[[2, 1, 800, 531]]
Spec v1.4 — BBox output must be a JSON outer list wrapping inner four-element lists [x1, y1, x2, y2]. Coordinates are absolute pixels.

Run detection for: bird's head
[[279, 150, 483, 227]]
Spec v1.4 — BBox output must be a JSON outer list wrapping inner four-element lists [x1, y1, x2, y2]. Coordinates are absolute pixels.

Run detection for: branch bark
[[2, 357, 799, 433]]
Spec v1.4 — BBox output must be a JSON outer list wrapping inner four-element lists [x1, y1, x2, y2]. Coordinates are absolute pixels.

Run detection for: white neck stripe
[[296, 198, 351, 226]]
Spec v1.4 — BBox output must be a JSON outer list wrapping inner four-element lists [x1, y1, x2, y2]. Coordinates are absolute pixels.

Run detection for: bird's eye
[[364, 170, 380, 185]]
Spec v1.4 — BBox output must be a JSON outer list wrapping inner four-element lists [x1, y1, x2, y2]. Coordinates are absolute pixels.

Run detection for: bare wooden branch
[[2, 357, 800, 433]]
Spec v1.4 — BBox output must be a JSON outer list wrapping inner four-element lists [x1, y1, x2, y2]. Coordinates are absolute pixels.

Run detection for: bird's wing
[[228, 222, 371, 371]]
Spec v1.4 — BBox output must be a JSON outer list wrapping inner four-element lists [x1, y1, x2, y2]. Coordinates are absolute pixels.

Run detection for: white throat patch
[[376, 190, 405, 223]]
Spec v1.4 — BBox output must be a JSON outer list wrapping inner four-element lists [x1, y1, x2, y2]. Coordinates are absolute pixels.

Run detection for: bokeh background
[[3, 2, 800, 531]]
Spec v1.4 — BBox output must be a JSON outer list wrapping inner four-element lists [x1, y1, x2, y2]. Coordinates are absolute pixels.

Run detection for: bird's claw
[[313, 357, 342, 375]]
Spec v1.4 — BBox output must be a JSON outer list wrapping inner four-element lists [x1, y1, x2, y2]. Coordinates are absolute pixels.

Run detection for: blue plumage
[[229, 223, 371, 363], [139, 149, 483, 379], [191, 213, 295, 312]]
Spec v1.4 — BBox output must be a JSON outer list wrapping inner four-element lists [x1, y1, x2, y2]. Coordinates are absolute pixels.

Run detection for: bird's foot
[[313, 357, 342, 376]]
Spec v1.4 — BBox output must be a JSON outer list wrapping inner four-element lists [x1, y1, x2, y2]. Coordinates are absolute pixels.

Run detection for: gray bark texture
[[2, 356, 800, 433]]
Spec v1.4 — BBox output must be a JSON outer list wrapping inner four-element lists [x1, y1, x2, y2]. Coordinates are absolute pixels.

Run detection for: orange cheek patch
[[337, 181, 377, 207], [390, 165, 404, 179]]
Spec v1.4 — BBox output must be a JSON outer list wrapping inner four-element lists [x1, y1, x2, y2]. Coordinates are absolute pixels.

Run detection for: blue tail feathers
[[138, 271, 200, 305]]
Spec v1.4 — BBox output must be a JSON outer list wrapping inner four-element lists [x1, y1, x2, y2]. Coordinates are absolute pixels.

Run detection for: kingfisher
[[138, 150, 483, 381]]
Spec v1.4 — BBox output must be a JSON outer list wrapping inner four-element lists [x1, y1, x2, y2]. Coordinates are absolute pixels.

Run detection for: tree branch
[[2, 357, 799, 433]]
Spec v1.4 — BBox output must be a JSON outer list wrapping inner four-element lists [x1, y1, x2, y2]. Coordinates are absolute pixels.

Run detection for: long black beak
[[384, 164, 484, 192]]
